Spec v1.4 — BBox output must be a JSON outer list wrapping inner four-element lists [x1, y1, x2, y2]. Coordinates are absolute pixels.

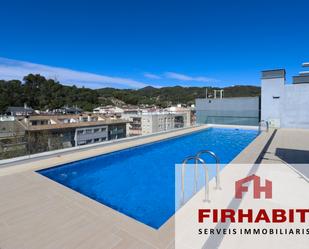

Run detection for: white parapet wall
[[196, 97, 260, 126]]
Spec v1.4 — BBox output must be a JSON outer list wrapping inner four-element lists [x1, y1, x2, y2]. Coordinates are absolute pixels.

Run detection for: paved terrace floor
[[0, 127, 308, 249]]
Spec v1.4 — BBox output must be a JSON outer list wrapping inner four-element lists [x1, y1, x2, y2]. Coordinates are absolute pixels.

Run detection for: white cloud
[[165, 72, 218, 83], [144, 72, 162, 79], [0, 57, 161, 89]]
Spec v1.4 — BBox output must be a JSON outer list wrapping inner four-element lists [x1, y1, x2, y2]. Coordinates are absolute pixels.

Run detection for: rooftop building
[[93, 106, 124, 115], [0, 114, 129, 158], [261, 63, 309, 128], [6, 104, 34, 116], [121, 107, 192, 136], [51, 106, 83, 115]]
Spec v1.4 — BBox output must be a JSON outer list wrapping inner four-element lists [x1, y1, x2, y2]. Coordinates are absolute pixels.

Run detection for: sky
[[0, 0, 308, 89]]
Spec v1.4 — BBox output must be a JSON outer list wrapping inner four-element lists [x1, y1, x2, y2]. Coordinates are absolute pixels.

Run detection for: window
[[94, 138, 100, 143], [77, 130, 84, 135], [101, 127, 107, 132], [85, 129, 92, 134], [93, 128, 100, 133]]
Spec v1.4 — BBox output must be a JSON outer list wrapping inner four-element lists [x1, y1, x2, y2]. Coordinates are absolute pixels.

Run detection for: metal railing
[[196, 150, 221, 190], [181, 156, 209, 206]]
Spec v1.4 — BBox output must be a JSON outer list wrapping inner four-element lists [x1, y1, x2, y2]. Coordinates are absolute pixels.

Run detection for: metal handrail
[[196, 150, 221, 190], [181, 156, 209, 206], [259, 120, 269, 133]]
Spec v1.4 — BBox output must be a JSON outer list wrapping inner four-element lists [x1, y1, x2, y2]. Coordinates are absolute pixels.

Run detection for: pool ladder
[[259, 120, 269, 133], [180, 150, 221, 206]]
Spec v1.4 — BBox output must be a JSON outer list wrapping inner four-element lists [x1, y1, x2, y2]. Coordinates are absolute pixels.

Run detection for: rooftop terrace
[[0, 125, 308, 248]]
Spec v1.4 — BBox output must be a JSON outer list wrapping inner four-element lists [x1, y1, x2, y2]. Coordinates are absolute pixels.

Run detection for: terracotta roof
[[23, 119, 129, 131], [27, 114, 103, 120]]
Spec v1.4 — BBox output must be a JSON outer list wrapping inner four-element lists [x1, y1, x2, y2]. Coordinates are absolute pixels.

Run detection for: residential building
[[164, 105, 194, 126], [20, 114, 128, 148], [74, 126, 108, 146], [0, 113, 128, 159], [0, 117, 26, 158], [122, 108, 191, 136], [51, 106, 82, 115], [141, 112, 180, 135], [93, 106, 124, 115], [121, 108, 143, 136], [6, 104, 34, 116], [261, 63, 309, 128]]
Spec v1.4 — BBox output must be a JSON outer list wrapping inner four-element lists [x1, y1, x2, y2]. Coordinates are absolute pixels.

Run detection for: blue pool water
[[38, 128, 258, 229]]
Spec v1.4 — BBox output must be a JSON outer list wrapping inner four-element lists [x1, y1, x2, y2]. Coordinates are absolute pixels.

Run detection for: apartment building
[[141, 112, 177, 135], [6, 104, 34, 116], [93, 106, 124, 115], [128, 116, 142, 136], [0, 117, 26, 158], [122, 108, 191, 136], [75, 126, 108, 146], [121, 108, 143, 136], [17, 114, 128, 154]]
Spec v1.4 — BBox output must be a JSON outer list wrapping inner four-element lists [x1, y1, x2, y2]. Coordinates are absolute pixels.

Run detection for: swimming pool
[[38, 128, 258, 229]]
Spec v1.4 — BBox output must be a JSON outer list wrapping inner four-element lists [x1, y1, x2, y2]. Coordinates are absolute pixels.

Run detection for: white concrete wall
[[196, 97, 260, 126], [281, 84, 309, 128], [261, 77, 285, 127], [196, 97, 259, 112], [261, 77, 309, 128]]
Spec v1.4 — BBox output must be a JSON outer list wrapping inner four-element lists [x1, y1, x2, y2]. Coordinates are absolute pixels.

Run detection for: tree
[[0, 74, 261, 113]]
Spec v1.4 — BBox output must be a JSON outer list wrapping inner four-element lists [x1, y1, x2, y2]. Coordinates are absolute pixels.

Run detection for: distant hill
[[97, 85, 260, 107], [0, 74, 260, 112]]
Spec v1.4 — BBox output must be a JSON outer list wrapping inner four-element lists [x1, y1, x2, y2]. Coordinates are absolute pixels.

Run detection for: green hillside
[[0, 74, 260, 112]]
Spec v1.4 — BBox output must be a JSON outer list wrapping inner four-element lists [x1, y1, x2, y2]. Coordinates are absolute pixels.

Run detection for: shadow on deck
[[276, 148, 309, 178]]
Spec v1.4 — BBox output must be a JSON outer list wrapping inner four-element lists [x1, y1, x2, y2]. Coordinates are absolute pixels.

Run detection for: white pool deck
[[0, 125, 308, 249]]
